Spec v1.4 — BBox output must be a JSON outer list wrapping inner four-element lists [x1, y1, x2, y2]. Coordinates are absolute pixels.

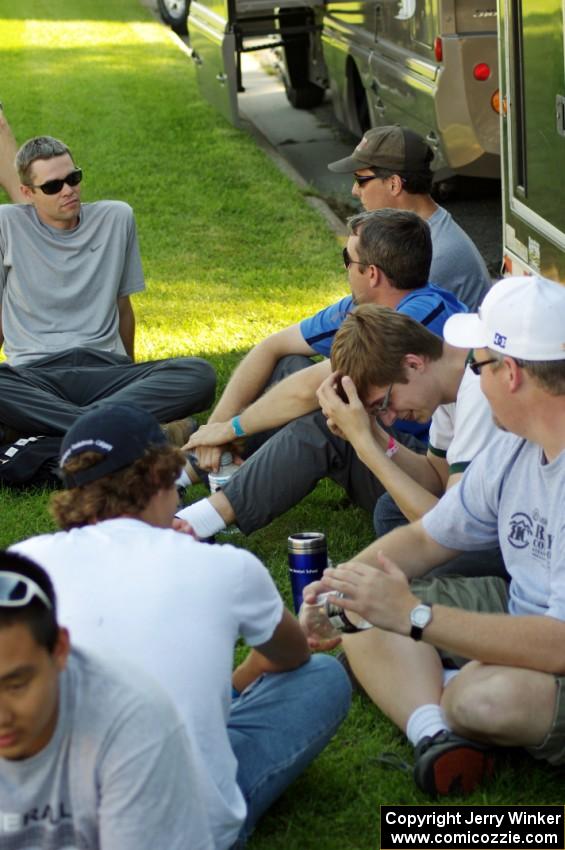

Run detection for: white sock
[[176, 499, 226, 538], [175, 469, 192, 489], [406, 704, 450, 748]]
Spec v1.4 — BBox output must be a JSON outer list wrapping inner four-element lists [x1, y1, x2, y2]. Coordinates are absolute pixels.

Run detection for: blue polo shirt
[[299, 283, 467, 441]]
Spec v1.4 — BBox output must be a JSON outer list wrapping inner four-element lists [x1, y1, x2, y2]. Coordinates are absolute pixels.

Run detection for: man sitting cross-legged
[[0, 550, 213, 849], [303, 275, 565, 796], [11, 402, 351, 849], [0, 135, 215, 445]]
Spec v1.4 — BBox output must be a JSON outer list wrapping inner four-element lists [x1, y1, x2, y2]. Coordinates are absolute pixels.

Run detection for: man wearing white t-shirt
[[12, 403, 351, 849], [0, 550, 213, 849], [316, 304, 504, 577]]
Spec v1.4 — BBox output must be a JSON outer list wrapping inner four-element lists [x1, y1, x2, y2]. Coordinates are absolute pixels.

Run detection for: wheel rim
[[162, 0, 185, 16]]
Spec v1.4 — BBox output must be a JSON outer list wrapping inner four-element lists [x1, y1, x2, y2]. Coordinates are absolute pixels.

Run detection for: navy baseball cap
[[59, 403, 167, 488]]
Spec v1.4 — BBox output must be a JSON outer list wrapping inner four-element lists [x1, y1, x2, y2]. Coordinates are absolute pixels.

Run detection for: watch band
[[410, 622, 425, 641]]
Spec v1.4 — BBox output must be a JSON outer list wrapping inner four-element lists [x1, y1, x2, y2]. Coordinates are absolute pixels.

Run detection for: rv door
[[502, 0, 565, 272], [189, 1, 240, 126]]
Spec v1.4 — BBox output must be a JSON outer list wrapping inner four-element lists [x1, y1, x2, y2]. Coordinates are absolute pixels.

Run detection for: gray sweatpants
[[0, 347, 216, 436]]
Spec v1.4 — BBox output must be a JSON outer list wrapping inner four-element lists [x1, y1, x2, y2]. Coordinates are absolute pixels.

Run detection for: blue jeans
[[228, 654, 352, 846]]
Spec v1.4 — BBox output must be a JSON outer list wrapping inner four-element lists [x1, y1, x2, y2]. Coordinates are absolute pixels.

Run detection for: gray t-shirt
[[0, 648, 213, 849], [423, 430, 565, 618], [0, 201, 145, 366], [428, 205, 491, 310]]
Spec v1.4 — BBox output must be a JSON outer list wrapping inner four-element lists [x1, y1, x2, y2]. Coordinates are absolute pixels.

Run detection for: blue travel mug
[[288, 532, 328, 614]]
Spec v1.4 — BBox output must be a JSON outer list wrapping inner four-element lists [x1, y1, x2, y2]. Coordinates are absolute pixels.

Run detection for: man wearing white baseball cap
[[303, 275, 565, 797]]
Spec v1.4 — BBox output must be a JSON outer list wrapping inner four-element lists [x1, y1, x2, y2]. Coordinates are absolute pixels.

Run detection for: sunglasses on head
[[0, 571, 52, 610], [30, 168, 83, 196]]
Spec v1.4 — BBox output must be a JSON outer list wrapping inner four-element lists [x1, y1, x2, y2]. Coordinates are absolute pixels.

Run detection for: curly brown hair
[[50, 445, 185, 530]]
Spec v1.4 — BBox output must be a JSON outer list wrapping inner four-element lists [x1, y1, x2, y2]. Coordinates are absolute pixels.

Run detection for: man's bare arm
[[0, 107, 21, 204], [232, 609, 310, 693], [210, 324, 316, 424], [118, 296, 135, 360], [322, 554, 565, 674], [187, 359, 332, 464]]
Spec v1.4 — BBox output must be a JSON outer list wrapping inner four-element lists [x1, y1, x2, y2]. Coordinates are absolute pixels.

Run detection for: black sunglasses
[[353, 173, 379, 188], [30, 168, 83, 196], [342, 246, 366, 269], [468, 356, 498, 375]]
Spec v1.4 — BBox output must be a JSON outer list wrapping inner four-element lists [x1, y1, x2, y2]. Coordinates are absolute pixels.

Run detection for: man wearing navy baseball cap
[[11, 402, 351, 849], [303, 275, 565, 797]]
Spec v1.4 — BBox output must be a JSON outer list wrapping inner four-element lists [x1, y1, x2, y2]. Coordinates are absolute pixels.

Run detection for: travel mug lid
[[288, 532, 326, 553]]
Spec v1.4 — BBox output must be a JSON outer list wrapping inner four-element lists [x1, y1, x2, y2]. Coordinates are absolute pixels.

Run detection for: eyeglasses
[[368, 384, 394, 415], [353, 173, 379, 188], [29, 168, 83, 196], [0, 572, 52, 610], [342, 246, 366, 270], [468, 357, 498, 375]]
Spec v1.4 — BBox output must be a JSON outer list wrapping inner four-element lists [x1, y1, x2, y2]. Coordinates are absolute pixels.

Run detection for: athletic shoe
[[161, 417, 198, 448], [414, 730, 495, 796]]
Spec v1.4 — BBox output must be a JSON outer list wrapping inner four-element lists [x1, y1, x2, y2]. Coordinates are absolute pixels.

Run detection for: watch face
[[411, 605, 432, 628]]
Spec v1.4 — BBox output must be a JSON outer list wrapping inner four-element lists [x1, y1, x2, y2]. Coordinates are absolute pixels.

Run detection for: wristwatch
[[409, 603, 433, 641]]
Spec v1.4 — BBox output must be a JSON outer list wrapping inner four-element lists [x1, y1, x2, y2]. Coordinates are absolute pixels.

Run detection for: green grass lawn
[[0, 2, 563, 846]]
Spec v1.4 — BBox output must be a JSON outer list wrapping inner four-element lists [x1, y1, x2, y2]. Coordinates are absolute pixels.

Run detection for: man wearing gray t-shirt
[[0, 550, 213, 849], [303, 275, 565, 799], [0, 135, 215, 442]]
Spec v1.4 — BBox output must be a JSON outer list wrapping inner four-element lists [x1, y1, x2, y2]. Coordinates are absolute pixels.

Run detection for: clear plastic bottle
[[208, 451, 240, 493], [299, 591, 373, 639]]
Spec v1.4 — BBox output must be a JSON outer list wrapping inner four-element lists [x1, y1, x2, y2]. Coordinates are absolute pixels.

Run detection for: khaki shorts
[[411, 574, 565, 765]]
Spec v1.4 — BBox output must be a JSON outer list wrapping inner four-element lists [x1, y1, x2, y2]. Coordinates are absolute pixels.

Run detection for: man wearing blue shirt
[[181, 209, 466, 538]]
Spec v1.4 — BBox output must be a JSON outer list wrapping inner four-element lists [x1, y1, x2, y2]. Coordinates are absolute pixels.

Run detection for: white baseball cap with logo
[[443, 275, 565, 361]]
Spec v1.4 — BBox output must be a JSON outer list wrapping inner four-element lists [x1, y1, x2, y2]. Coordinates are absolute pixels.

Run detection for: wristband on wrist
[[386, 436, 399, 458], [231, 415, 246, 438]]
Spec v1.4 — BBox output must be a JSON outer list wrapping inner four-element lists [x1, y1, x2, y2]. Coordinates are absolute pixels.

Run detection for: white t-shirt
[[12, 519, 283, 850], [428, 366, 496, 475], [0, 648, 212, 850]]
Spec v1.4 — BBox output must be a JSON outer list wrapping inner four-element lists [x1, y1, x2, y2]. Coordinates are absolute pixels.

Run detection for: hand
[[172, 517, 198, 536], [193, 444, 223, 472], [298, 598, 342, 652], [320, 553, 418, 635], [188, 434, 245, 473], [317, 372, 372, 447], [185, 421, 234, 453]]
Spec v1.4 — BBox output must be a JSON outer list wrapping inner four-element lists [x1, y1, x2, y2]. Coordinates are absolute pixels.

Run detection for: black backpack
[[0, 436, 62, 489]]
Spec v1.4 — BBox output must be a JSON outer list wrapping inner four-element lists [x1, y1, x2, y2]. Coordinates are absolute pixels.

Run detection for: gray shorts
[[411, 574, 565, 765]]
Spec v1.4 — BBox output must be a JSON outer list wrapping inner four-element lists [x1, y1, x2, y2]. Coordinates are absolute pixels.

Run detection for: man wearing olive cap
[[328, 125, 492, 310]]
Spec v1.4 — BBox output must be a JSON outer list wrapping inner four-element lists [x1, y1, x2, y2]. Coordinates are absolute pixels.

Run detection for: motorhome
[[321, 0, 500, 180], [499, 0, 565, 280], [188, 0, 501, 181]]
